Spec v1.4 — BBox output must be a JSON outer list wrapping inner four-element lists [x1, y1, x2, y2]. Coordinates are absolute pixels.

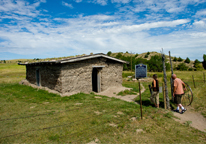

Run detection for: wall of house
[[26, 65, 62, 92], [61, 57, 123, 94], [25, 57, 123, 94]]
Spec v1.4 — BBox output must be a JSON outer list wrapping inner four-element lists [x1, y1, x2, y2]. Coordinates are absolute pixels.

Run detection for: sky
[[0, 0, 206, 60]]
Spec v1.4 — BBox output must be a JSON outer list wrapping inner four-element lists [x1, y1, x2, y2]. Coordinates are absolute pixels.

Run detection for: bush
[[184, 57, 190, 63], [135, 53, 138, 57], [194, 63, 204, 71], [147, 55, 170, 72], [177, 57, 183, 62], [188, 68, 194, 71], [203, 54, 206, 69], [144, 54, 148, 58], [107, 51, 112, 56], [176, 63, 188, 71], [147, 52, 150, 55], [173, 57, 177, 62], [116, 53, 123, 59]]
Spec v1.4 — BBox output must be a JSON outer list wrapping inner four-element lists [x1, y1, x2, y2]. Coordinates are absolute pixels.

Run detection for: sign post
[[135, 64, 147, 79], [139, 82, 143, 120]]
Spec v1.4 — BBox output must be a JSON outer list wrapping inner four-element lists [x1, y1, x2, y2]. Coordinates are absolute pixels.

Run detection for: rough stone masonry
[[20, 53, 129, 95]]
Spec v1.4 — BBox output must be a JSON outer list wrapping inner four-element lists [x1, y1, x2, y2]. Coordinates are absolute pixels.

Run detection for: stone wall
[[26, 65, 62, 92], [26, 57, 123, 94], [61, 57, 123, 94]]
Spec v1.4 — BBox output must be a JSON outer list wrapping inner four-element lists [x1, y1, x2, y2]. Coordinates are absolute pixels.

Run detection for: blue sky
[[0, 0, 206, 60]]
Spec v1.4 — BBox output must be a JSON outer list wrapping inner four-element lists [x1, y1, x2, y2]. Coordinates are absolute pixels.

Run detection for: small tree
[[203, 54, 206, 69], [184, 57, 190, 63], [147, 52, 150, 55], [173, 57, 177, 62], [176, 63, 188, 71], [116, 53, 123, 59], [177, 57, 183, 62], [135, 53, 138, 57], [107, 51, 112, 56], [144, 54, 148, 58], [126, 51, 129, 53]]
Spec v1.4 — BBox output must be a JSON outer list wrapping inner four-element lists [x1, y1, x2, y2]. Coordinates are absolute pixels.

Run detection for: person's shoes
[[180, 109, 187, 114], [173, 109, 179, 113]]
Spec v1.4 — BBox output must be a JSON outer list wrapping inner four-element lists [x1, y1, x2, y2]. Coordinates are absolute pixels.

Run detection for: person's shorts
[[174, 94, 183, 104]]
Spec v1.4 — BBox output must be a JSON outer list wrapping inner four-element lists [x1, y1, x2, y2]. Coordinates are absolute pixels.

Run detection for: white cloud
[[111, 0, 131, 4], [0, 0, 206, 60], [195, 9, 206, 16], [0, 0, 45, 17], [74, 0, 82, 2], [193, 20, 206, 28], [62, 1, 74, 9], [89, 0, 108, 6]]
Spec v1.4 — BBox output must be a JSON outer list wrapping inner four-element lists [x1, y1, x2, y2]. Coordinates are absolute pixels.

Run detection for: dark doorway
[[92, 68, 98, 92], [36, 69, 40, 86]]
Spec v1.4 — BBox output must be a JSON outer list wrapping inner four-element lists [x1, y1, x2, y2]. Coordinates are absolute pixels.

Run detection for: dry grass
[[0, 63, 26, 83]]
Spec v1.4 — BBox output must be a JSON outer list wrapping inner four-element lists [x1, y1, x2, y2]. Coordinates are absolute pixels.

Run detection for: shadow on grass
[[135, 99, 175, 110]]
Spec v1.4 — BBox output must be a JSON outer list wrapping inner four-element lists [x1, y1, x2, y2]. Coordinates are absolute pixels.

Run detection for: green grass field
[[0, 63, 206, 143]]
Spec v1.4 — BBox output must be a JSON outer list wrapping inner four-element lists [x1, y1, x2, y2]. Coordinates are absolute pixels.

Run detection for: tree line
[[107, 51, 206, 72]]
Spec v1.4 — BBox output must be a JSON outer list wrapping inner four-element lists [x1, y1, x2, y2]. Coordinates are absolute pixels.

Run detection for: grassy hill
[[110, 51, 195, 69], [1, 51, 202, 71]]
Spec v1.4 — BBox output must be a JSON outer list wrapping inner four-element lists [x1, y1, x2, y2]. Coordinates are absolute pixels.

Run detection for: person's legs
[[150, 92, 157, 107], [155, 92, 159, 108], [174, 95, 180, 112]]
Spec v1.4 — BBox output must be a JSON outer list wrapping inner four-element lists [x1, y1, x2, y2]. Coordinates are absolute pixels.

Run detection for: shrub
[[147, 52, 150, 55], [147, 55, 170, 72], [184, 57, 190, 63], [177, 57, 183, 62], [144, 54, 148, 58], [173, 57, 177, 62], [203, 54, 206, 69], [116, 53, 123, 59], [107, 51, 112, 56], [135, 53, 138, 57], [194, 63, 204, 71], [176, 63, 188, 71], [188, 68, 194, 71]]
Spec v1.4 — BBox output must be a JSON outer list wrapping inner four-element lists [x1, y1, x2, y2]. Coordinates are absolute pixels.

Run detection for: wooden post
[[162, 53, 170, 109], [131, 56, 132, 73], [192, 75, 196, 88], [169, 51, 174, 102], [139, 82, 143, 120], [204, 72, 205, 83], [162, 83, 166, 109]]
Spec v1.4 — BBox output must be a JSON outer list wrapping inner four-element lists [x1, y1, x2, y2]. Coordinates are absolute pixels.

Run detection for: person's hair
[[153, 74, 157, 79]]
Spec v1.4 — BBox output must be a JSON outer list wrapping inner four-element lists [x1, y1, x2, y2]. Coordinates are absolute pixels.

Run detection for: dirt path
[[97, 84, 206, 133], [97, 83, 145, 103], [173, 107, 206, 132]]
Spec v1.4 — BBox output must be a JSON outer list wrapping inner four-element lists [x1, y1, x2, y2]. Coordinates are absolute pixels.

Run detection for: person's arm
[[182, 82, 186, 91]]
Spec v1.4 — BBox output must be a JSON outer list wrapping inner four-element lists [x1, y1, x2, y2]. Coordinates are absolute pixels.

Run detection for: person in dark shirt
[[150, 74, 159, 108]]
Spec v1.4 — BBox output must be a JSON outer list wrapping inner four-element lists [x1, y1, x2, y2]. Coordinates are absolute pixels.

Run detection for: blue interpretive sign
[[135, 64, 147, 79]]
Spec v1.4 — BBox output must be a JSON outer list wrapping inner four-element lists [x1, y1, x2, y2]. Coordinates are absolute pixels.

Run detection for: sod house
[[19, 53, 129, 94]]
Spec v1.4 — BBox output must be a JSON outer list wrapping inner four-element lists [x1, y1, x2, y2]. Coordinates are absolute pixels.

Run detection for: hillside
[[110, 51, 195, 69], [0, 51, 200, 70]]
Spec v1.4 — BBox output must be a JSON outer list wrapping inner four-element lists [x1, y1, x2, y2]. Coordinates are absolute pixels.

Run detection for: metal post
[[162, 53, 170, 109], [139, 82, 143, 120], [169, 51, 174, 102], [192, 75, 196, 88]]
